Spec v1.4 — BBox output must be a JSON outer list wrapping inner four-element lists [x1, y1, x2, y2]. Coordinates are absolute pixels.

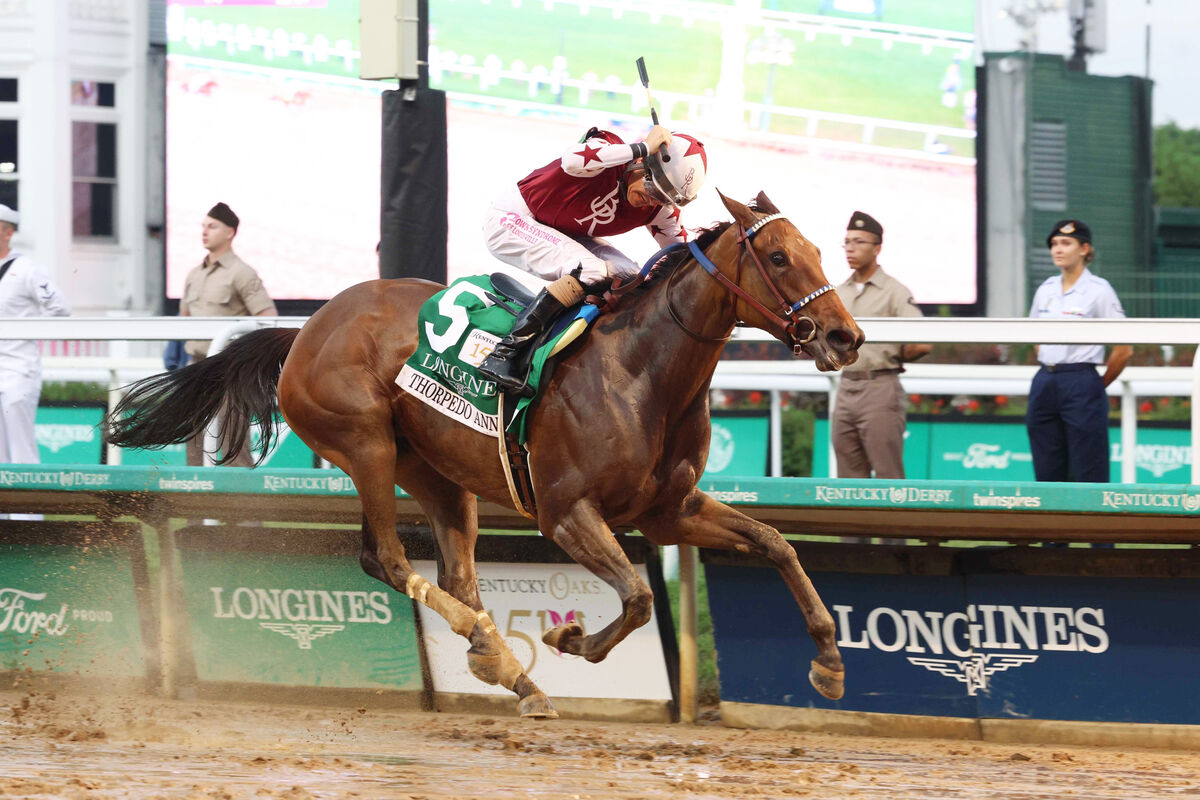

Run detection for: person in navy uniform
[[478, 124, 708, 394], [1026, 219, 1131, 482]]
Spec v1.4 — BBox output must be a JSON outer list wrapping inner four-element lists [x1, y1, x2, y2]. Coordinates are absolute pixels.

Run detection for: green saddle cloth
[[397, 275, 579, 444]]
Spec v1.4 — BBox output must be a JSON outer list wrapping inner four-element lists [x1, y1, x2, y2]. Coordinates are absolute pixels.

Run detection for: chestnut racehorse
[[107, 191, 863, 718]]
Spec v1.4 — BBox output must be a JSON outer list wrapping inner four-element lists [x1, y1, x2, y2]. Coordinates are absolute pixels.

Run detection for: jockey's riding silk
[[397, 276, 597, 443], [517, 128, 684, 241]]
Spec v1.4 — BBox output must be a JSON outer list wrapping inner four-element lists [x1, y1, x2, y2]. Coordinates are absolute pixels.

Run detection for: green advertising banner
[[119, 417, 316, 469], [813, 417, 933, 479], [706, 413, 769, 477], [0, 524, 148, 679], [177, 532, 423, 691], [813, 417, 1192, 483], [33, 405, 315, 468], [34, 404, 105, 465]]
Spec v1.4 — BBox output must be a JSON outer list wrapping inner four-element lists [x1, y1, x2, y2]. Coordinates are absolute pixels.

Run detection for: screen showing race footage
[[165, 0, 976, 305]]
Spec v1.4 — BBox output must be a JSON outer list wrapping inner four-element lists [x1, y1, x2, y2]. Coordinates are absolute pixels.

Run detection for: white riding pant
[[0, 368, 42, 464], [482, 186, 639, 286]]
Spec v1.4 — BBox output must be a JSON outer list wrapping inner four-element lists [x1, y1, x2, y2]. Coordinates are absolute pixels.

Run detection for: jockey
[[478, 123, 708, 394]]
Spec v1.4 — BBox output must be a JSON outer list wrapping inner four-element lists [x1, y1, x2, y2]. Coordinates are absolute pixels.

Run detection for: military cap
[[1046, 219, 1091, 248], [207, 202, 240, 231], [0, 203, 18, 227], [847, 210, 883, 241]]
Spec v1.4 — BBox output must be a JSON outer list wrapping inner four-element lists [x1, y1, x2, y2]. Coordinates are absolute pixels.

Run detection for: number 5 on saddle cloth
[[396, 273, 599, 446]]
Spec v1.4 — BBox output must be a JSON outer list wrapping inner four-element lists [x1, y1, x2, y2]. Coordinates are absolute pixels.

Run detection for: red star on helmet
[[678, 134, 707, 169], [575, 144, 603, 166]]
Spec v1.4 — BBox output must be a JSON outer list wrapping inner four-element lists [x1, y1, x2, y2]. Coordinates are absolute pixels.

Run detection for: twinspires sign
[[706, 558, 1200, 724]]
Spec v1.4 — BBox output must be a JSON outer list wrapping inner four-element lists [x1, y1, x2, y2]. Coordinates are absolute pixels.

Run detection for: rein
[[682, 214, 835, 352]]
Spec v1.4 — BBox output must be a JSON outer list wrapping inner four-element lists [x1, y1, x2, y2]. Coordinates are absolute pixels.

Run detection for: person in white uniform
[[1026, 219, 1131, 483], [0, 204, 72, 463]]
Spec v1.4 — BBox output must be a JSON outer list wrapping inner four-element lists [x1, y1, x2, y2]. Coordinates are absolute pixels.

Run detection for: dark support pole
[[378, 0, 448, 283]]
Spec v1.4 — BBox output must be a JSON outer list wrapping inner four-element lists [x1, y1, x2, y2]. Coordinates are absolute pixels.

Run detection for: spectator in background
[[831, 211, 930, 479], [0, 204, 71, 464], [1027, 219, 1131, 483], [181, 202, 277, 466]]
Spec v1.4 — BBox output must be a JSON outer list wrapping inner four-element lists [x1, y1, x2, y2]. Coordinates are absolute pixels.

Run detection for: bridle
[[668, 213, 835, 353]]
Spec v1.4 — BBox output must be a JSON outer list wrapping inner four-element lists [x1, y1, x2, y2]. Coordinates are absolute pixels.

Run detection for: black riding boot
[[478, 287, 567, 395]]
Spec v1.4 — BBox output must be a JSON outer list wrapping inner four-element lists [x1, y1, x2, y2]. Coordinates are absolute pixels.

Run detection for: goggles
[[642, 154, 693, 208]]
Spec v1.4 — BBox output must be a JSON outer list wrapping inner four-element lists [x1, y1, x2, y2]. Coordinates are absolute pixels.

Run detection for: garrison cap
[[847, 210, 883, 241], [0, 203, 17, 227], [1047, 219, 1091, 248], [206, 202, 240, 231]]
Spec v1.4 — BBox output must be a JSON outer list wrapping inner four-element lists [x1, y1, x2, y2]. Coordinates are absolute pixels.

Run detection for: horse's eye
[[769, 251, 787, 267]]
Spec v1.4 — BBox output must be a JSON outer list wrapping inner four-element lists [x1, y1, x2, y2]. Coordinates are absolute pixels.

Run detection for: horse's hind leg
[[638, 489, 845, 700], [390, 449, 556, 718], [539, 501, 655, 663]]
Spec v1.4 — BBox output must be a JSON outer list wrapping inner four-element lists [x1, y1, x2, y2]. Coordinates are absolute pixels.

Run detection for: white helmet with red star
[[644, 133, 707, 207]]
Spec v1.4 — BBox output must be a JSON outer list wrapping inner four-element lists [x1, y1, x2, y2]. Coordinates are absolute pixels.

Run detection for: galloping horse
[[108, 191, 863, 718]]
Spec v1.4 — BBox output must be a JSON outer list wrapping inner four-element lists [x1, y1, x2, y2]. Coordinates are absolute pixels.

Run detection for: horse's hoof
[[467, 650, 502, 686], [542, 622, 584, 654], [518, 692, 558, 719], [809, 660, 845, 700]]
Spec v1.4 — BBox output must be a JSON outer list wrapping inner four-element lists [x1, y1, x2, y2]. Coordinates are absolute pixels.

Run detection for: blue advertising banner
[[706, 552, 1200, 724]]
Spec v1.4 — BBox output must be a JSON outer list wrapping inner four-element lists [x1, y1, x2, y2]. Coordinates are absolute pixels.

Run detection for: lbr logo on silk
[[834, 602, 1109, 696]]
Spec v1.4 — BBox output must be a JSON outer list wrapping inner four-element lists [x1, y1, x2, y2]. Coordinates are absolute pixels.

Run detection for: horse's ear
[[754, 190, 780, 215], [717, 189, 756, 228]]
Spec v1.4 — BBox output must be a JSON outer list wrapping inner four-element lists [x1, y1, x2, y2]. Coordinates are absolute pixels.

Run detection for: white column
[[25, 0, 72, 289], [711, 0, 758, 134]]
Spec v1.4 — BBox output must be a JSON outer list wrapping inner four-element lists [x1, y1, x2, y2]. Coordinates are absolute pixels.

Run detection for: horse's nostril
[[826, 327, 860, 353]]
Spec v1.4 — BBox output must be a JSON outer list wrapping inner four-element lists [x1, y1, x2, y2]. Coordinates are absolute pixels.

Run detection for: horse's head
[[709, 191, 864, 371]]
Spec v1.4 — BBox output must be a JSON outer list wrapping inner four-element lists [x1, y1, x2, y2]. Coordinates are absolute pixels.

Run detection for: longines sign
[[833, 602, 1108, 697], [706, 563, 1200, 725], [178, 546, 423, 691]]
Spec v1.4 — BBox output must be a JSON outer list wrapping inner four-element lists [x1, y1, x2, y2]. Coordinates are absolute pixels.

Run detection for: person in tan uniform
[[180, 202, 277, 466], [831, 211, 930, 479]]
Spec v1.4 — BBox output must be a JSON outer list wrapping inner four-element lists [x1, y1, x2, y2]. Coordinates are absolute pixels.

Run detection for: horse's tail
[[105, 327, 300, 466]]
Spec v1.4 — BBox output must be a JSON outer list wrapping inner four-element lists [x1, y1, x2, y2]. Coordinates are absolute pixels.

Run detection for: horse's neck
[[598, 259, 736, 404]]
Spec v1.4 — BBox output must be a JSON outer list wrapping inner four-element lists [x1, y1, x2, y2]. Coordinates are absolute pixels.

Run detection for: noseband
[[685, 214, 835, 353]]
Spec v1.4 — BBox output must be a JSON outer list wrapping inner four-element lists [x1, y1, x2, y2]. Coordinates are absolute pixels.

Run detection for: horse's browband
[[745, 213, 786, 239]]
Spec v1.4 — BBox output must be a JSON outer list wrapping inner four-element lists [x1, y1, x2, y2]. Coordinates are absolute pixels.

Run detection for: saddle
[[486, 272, 599, 367], [485, 272, 536, 312]]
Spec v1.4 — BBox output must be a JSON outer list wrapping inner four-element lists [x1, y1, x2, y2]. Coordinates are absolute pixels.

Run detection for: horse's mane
[[644, 196, 775, 284]]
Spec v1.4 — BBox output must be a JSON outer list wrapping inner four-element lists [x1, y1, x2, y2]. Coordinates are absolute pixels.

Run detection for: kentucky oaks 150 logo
[[833, 602, 1109, 696]]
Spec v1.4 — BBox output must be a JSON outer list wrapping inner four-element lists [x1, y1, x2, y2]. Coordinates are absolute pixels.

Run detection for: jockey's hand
[[643, 125, 672, 154]]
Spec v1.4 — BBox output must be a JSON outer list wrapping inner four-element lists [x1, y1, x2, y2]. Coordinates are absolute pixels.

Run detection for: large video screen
[[166, 0, 976, 306]]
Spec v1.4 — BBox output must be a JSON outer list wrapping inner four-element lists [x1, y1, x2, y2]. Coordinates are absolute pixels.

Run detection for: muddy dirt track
[[2, 689, 1198, 799]]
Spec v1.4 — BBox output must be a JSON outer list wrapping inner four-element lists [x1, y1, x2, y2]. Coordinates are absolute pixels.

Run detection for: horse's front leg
[[639, 489, 845, 700], [388, 448, 556, 719], [539, 500, 655, 663]]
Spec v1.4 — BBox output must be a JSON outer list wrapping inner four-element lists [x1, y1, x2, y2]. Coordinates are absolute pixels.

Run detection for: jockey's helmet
[[643, 133, 707, 207]]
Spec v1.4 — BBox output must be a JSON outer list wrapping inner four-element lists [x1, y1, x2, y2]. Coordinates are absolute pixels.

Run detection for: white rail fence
[[4, 316, 1199, 483]]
